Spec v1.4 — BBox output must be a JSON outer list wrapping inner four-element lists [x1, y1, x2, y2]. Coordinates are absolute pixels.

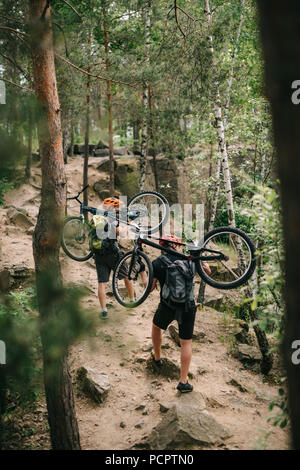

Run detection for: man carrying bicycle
[[150, 235, 211, 393], [93, 197, 136, 319]]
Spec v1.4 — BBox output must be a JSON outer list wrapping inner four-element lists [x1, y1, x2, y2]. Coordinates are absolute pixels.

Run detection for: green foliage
[[0, 288, 41, 404], [242, 186, 284, 338], [0, 177, 14, 206], [214, 202, 253, 233], [267, 379, 289, 429], [36, 271, 96, 380]]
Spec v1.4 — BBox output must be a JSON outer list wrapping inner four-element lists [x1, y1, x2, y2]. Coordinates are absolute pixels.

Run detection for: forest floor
[[0, 156, 290, 450]]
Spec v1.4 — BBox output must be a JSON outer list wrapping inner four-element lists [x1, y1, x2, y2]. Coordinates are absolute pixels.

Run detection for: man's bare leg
[[124, 277, 135, 301], [152, 323, 163, 360], [141, 271, 148, 288], [98, 282, 107, 310], [179, 338, 192, 383]]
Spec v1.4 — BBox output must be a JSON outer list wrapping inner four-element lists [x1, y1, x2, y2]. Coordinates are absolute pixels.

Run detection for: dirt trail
[[1, 157, 289, 450]]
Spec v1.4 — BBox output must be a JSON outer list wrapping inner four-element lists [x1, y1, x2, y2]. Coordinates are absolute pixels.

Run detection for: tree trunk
[[103, 8, 114, 194], [70, 116, 74, 158], [29, 0, 80, 450], [148, 86, 159, 192], [224, 0, 245, 129], [25, 108, 33, 179], [83, 30, 91, 209], [133, 120, 139, 154], [256, 0, 300, 449], [139, 0, 151, 190]]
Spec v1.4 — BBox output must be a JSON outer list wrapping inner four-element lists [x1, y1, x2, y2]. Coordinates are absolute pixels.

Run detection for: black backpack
[[160, 255, 195, 306]]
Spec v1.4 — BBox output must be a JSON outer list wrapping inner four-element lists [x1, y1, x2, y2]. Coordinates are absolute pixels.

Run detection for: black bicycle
[[112, 227, 256, 308], [61, 185, 170, 261]]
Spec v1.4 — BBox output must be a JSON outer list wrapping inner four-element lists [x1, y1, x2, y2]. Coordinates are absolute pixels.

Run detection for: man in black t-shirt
[[150, 235, 211, 393]]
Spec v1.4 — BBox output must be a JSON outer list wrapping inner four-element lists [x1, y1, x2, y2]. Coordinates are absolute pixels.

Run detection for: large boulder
[[77, 366, 110, 404], [7, 207, 34, 230], [113, 147, 128, 156], [204, 293, 225, 311], [96, 140, 109, 149], [147, 392, 230, 449], [94, 148, 110, 157], [1, 264, 35, 289], [237, 344, 261, 364]]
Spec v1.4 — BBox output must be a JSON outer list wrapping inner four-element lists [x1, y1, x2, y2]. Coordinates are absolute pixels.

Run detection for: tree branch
[[0, 77, 33, 92], [0, 51, 28, 77], [0, 25, 28, 37], [174, 0, 186, 38], [0, 14, 24, 24], [61, 0, 82, 20], [55, 53, 139, 88]]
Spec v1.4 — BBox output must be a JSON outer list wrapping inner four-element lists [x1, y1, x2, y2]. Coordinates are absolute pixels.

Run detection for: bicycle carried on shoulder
[[61, 185, 170, 262], [112, 225, 256, 308]]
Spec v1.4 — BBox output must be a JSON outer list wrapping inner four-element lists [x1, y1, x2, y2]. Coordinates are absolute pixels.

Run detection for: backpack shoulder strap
[[159, 255, 173, 267]]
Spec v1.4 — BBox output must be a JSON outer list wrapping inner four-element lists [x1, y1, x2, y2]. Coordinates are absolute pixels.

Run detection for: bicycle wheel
[[195, 226, 256, 289], [61, 217, 93, 262], [113, 250, 153, 308], [127, 191, 169, 235]]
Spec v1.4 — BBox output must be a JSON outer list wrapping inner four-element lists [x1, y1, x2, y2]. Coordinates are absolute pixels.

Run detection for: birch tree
[[139, 0, 151, 190]]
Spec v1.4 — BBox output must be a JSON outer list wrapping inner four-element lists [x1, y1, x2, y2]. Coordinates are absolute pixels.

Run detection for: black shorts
[[94, 251, 128, 283], [153, 301, 197, 340]]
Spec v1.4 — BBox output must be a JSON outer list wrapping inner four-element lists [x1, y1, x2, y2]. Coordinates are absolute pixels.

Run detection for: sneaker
[[100, 309, 108, 319], [177, 381, 193, 393], [151, 349, 163, 367]]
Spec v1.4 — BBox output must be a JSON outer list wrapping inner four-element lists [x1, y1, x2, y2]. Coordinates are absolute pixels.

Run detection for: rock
[[234, 320, 251, 344], [113, 147, 128, 156], [146, 356, 193, 380], [97, 139, 109, 149], [142, 343, 153, 352], [0, 269, 10, 292], [4, 264, 35, 288], [97, 159, 118, 173], [227, 378, 249, 393], [204, 293, 224, 311], [32, 152, 40, 161], [135, 419, 144, 429], [94, 148, 110, 157], [89, 144, 97, 154], [77, 367, 110, 404], [197, 367, 209, 375], [159, 402, 170, 413], [26, 226, 35, 236], [135, 403, 146, 411], [7, 207, 34, 229], [237, 344, 261, 364], [147, 393, 229, 449], [205, 397, 226, 409], [192, 328, 206, 342], [168, 324, 180, 347]]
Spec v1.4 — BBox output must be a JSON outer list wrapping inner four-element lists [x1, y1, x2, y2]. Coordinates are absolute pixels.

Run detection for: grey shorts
[[94, 251, 128, 283]]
